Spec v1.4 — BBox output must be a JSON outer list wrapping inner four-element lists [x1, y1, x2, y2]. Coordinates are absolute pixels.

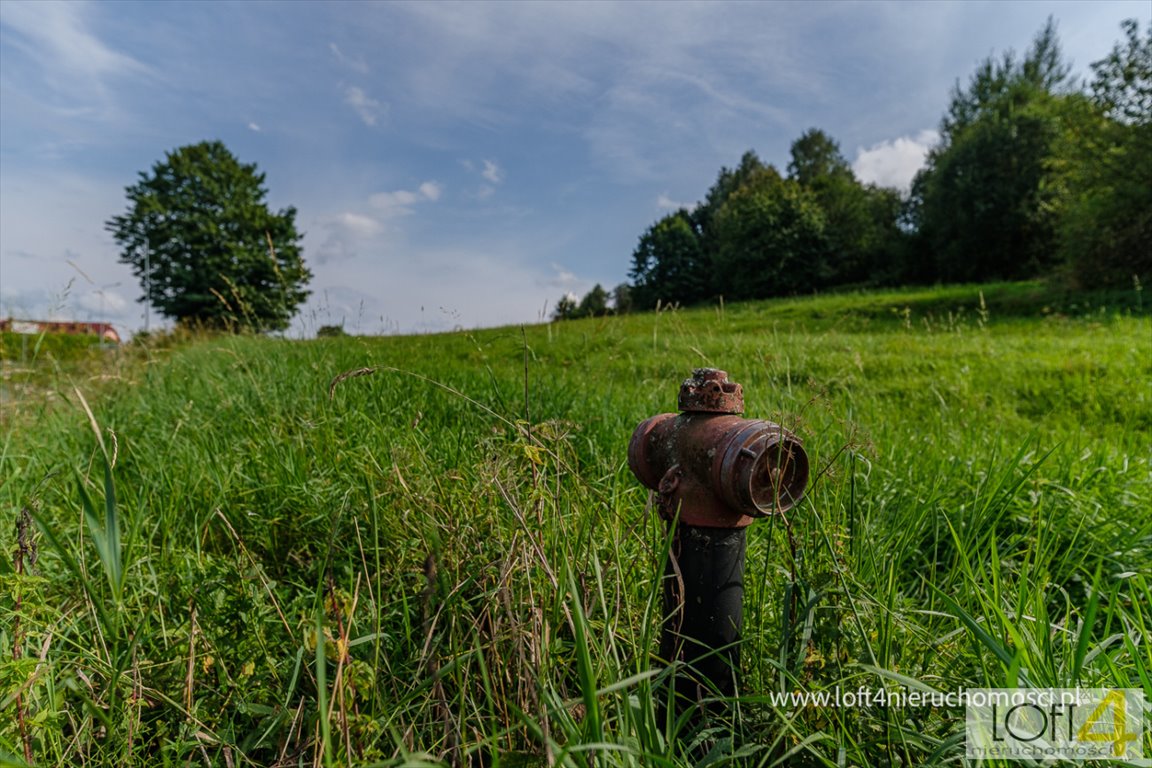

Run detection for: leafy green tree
[[858, 184, 908, 284], [576, 283, 609, 318], [712, 173, 830, 299], [1054, 19, 1152, 288], [691, 152, 775, 289], [106, 140, 311, 331], [787, 129, 905, 286], [1091, 18, 1152, 125], [552, 293, 578, 320], [610, 283, 633, 314], [629, 209, 709, 310], [909, 19, 1071, 283], [693, 150, 773, 244], [787, 128, 852, 186], [627, 152, 789, 309]]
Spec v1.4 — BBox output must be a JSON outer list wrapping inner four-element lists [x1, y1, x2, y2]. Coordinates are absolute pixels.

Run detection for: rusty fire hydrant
[[629, 368, 809, 720]]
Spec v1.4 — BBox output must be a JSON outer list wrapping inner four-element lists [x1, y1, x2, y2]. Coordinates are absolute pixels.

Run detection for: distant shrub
[[317, 324, 348, 338]]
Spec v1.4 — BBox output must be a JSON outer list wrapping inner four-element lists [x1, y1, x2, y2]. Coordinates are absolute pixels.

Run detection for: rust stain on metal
[[677, 368, 743, 414], [629, 369, 809, 528]]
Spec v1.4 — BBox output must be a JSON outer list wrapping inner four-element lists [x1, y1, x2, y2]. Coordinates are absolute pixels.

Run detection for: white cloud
[[310, 210, 389, 265], [369, 190, 419, 208], [481, 159, 504, 184], [343, 85, 386, 126], [329, 42, 369, 74], [247, 121, 262, 132], [336, 212, 382, 237], [543, 263, 586, 293], [369, 182, 442, 214], [461, 160, 503, 199], [852, 130, 939, 191]]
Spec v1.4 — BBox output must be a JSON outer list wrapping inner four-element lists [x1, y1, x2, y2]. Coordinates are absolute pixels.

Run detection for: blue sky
[[1, 1, 1148, 337]]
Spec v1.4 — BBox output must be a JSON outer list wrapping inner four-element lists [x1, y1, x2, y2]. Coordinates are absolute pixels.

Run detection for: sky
[[1, 1, 1148, 338]]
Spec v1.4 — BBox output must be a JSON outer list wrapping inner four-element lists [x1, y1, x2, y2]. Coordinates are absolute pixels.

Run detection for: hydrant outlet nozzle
[[716, 419, 808, 519]]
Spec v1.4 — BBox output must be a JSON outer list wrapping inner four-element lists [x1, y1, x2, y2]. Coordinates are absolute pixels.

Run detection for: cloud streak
[[369, 182, 442, 214], [330, 42, 369, 74], [0, 1, 149, 82], [343, 85, 386, 126], [481, 160, 504, 184], [335, 212, 383, 237], [0, 0, 151, 125]]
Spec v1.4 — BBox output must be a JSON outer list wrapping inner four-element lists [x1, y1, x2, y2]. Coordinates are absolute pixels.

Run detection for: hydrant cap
[[679, 368, 744, 414]]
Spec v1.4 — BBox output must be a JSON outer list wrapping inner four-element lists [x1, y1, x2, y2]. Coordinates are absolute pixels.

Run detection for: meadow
[[1, 281, 1149, 766]]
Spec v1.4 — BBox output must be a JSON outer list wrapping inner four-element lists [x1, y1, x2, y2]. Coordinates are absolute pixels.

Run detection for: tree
[[787, 129, 905, 286], [909, 18, 1072, 283], [629, 209, 709, 310], [106, 140, 312, 331], [857, 184, 908, 285], [610, 283, 633, 314], [576, 283, 609, 318], [691, 151, 775, 288], [317, 324, 347, 338], [712, 173, 830, 299], [787, 128, 852, 186], [1090, 18, 1152, 126], [1053, 19, 1152, 288], [552, 293, 578, 320], [693, 150, 774, 244]]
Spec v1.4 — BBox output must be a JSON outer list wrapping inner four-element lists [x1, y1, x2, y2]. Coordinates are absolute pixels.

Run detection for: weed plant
[[1, 283, 1149, 766]]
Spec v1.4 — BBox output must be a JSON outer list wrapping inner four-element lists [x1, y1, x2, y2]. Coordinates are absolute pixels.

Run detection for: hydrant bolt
[[678, 367, 745, 414]]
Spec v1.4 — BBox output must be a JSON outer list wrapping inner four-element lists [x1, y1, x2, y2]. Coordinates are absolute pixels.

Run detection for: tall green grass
[[1, 283, 1149, 766]]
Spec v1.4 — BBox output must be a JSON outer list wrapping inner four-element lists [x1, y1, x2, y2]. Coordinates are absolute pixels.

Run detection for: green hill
[[2, 283, 1149, 766]]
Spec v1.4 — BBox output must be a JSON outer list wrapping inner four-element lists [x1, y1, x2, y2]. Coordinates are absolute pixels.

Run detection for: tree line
[[558, 18, 1150, 318]]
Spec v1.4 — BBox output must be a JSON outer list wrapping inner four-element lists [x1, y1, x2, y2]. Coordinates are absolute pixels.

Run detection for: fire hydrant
[[628, 368, 809, 719]]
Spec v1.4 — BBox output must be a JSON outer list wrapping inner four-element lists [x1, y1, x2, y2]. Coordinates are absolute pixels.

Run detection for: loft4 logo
[[966, 688, 1146, 761], [1075, 689, 1141, 757]]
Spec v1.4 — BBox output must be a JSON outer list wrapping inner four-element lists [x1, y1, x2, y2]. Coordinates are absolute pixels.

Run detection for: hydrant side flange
[[628, 412, 808, 528]]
